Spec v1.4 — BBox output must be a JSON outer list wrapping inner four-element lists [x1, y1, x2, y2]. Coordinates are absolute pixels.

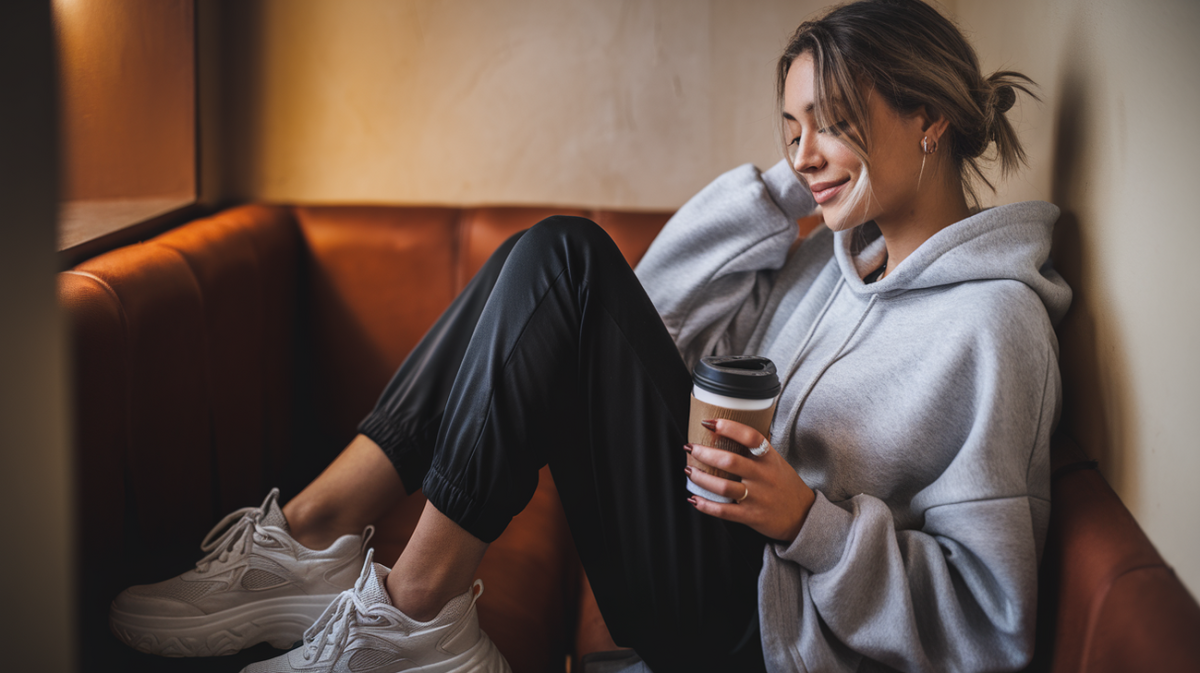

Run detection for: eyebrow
[[781, 103, 815, 121]]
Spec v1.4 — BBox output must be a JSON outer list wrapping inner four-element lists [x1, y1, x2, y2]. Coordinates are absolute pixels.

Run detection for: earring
[[917, 136, 938, 190]]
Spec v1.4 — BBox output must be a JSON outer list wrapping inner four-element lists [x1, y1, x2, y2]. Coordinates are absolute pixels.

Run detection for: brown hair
[[777, 0, 1036, 207]]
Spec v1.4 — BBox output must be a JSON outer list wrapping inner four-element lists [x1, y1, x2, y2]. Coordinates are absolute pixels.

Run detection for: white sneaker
[[240, 549, 511, 673], [110, 488, 373, 657]]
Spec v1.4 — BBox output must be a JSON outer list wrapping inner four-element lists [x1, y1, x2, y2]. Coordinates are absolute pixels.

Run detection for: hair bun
[[994, 85, 1016, 113]]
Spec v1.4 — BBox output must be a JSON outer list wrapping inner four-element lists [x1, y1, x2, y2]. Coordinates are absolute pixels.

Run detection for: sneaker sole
[[406, 634, 512, 673], [109, 594, 338, 657]]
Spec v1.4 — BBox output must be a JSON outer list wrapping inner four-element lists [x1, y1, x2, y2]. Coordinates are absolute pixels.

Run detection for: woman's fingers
[[687, 442, 754, 480], [685, 425, 816, 542], [688, 493, 751, 525], [686, 464, 749, 502], [703, 418, 768, 455]]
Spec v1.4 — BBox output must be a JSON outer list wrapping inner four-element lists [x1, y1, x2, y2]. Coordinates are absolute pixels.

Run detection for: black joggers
[[357, 217, 768, 673]]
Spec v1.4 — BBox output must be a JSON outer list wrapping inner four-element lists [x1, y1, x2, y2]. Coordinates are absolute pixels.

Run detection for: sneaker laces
[[194, 494, 282, 574], [300, 550, 383, 665]]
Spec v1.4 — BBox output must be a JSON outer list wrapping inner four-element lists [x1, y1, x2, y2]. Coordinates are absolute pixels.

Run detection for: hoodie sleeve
[[761, 322, 1059, 673], [635, 160, 815, 368]]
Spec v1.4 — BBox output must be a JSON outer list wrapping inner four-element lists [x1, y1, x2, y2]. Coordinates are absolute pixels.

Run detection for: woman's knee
[[522, 215, 622, 264]]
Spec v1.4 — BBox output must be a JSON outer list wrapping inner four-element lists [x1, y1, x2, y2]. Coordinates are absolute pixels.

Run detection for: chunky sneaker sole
[[396, 637, 511, 673], [110, 489, 373, 658], [110, 593, 339, 657]]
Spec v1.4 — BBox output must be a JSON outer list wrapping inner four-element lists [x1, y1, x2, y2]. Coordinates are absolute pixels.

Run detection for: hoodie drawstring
[[776, 290, 879, 451], [778, 278, 844, 395]]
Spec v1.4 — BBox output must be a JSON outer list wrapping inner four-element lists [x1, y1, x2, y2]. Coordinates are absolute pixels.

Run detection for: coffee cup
[[686, 355, 781, 503]]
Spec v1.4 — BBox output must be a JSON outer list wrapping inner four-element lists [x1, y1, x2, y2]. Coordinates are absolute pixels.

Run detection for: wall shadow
[[219, 0, 266, 203], [1047, 20, 1137, 502]]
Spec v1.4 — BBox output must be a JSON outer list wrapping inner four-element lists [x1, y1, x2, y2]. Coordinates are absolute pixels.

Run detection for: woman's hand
[[686, 418, 816, 542]]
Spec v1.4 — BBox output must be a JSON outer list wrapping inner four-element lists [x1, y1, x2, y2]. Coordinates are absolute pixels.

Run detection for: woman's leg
[[281, 434, 403, 550], [398, 217, 767, 672], [280, 232, 530, 550], [386, 501, 489, 620]]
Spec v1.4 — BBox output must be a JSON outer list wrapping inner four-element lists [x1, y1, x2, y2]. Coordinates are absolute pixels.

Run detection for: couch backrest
[[61, 205, 302, 553]]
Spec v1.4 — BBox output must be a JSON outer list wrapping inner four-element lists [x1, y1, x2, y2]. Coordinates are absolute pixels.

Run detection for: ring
[[736, 484, 749, 503], [750, 438, 770, 457]]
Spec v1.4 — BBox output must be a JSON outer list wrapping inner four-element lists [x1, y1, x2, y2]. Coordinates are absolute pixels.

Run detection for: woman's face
[[783, 52, 927, 232]]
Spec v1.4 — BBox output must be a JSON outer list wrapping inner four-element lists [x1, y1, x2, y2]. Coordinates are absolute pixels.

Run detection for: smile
[[810, 178, 850, 205]]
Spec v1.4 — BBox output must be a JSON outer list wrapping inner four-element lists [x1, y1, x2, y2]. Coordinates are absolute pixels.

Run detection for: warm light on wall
[[52, 0, 196, 255]]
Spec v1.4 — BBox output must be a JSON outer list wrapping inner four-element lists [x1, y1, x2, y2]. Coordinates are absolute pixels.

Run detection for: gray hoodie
[[635, 160, 1071, 673]]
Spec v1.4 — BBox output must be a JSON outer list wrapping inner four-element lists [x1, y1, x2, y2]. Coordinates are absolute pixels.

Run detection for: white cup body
[[692, 384, 774, 410]]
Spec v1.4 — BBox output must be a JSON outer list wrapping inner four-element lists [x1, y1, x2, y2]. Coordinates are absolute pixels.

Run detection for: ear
[[914, 105, 950, 143]]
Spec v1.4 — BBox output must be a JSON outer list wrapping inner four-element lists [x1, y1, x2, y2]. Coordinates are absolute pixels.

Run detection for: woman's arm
[[635, 160, 815, 368]]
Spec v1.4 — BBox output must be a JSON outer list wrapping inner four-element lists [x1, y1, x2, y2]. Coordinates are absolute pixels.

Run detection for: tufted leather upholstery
[[60, 204, 1199, 673]]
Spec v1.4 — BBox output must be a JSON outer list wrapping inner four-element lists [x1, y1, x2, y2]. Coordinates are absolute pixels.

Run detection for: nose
[[791, 133, 824, 176]]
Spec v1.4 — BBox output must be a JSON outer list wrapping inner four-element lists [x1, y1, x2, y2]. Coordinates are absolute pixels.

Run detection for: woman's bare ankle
[[282, 497, 360, 551], [382, 501, 490, 621], [384, 571, 466, 622], [277, 434, 405, 550]]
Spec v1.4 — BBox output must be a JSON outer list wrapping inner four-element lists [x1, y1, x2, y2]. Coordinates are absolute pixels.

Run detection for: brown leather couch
[[59, 204, 1200, 673]]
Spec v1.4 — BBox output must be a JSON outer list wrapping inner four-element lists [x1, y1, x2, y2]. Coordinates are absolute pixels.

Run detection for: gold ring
[[736, 484, 749, 503]]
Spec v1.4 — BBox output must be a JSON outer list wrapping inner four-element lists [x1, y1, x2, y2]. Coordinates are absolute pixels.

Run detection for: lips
[[809, 178, 850, 205]]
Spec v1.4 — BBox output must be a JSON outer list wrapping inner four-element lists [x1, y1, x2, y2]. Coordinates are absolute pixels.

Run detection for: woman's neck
[[874, 174, 971, 278]]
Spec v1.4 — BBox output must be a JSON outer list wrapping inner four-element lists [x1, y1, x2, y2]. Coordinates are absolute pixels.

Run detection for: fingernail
[[700, 419, 717, 432], [683, 443, 693, 454], [687, 497, 699, 507], [684, 466, 693, 476]]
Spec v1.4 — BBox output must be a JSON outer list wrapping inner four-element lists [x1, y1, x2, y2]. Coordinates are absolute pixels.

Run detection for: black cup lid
[[693, 355, 780, 399]]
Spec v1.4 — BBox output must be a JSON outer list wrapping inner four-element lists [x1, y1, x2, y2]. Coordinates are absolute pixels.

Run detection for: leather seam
[[62, 268, 135, 497]]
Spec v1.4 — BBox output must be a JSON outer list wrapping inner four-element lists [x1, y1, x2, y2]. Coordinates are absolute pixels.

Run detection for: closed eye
[[790, 120, 849, 147]]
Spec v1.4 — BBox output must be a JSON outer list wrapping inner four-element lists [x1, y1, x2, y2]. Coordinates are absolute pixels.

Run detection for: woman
[[110, 1, 1069, 671]]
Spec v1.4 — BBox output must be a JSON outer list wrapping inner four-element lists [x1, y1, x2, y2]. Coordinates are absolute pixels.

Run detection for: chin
[[819, 206, 868, 233], [818, 175, 874, 232]]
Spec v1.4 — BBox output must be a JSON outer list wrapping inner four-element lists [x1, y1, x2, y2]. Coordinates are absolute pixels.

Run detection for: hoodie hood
[[833, 201, 1072, 326]]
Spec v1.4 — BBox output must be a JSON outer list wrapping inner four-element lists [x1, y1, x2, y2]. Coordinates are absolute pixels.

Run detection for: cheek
[[867, 130, 920, 199], [825, 140, 861, 174], [821, 143, 873, 232]]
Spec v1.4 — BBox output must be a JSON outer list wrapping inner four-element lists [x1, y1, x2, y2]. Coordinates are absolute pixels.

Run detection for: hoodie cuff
[[774, 490, 854, 574], [762, 159, 816, 221]]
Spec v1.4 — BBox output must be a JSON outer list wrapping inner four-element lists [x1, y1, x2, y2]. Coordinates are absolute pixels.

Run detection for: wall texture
[[955, 0, 1200, 595], [221, 0, 820, 208], [219, 0, 1199, 595]]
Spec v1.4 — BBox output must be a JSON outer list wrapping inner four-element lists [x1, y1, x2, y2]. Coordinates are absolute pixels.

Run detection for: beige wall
[[221, 0, 823, 208], [954, 0, 1200, 595], [221, 0, 1199, 594]]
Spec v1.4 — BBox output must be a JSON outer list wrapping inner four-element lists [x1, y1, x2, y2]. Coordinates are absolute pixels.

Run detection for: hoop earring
[[917, 136, 939, 190]]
